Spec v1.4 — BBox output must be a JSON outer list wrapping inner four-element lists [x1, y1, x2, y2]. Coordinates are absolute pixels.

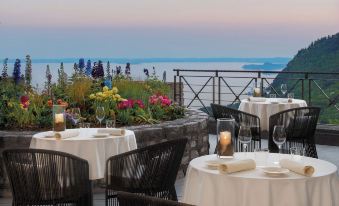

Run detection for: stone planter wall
[[0, 109, 209, 197]]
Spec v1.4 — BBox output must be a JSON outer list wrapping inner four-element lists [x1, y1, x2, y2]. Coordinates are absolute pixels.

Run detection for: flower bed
[[0, 59, 185, 129]]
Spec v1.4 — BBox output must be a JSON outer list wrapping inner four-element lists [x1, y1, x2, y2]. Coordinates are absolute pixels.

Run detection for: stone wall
[[0, 109, 209, 197]]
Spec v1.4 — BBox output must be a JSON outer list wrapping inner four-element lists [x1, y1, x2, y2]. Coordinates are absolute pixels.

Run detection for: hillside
[[272, 33, 339, 124]]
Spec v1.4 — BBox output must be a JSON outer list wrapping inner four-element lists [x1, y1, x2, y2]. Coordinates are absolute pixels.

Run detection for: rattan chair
[[3, 148, 92, 206], [269, 107, 320, 158], [117, 191, 194, 206], [105, 138, 188, 206], [211, 103, 261, 152]]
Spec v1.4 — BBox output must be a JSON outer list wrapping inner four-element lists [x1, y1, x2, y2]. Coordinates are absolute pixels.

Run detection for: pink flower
[[149, 94, 171, 107]]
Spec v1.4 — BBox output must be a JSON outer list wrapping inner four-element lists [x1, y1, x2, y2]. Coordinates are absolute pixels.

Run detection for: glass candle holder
[[53, 105, 66, 132], [253, 87, 261, 97], [216, 118, 235, 158]]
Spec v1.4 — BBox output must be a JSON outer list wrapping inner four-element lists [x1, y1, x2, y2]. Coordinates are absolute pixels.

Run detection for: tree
[[78, 58, 85, 74], [57, 62, 67, 88], [13, 59, 21, 85], [106, 61, 111, 79], [73, 63, 79, 74], [85, 60, 92, 76], [1, 58, 8, 79], [25, 55, 32, 87], [45, 65, 52, 95]]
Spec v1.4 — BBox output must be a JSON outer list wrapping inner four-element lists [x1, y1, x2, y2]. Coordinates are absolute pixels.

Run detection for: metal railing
[[173, 69, 339, 123]]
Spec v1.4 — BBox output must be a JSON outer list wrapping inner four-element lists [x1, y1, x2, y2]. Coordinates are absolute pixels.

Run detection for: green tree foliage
[[272, 33, 339, 124]]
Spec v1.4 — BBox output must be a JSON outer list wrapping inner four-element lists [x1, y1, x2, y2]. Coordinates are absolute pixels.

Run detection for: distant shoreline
[[2, 57, 291, 64]]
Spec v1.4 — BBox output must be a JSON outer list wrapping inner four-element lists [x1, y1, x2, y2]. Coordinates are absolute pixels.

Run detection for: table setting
[[182, 113, 339, 206], [239, 84, 307, 131]]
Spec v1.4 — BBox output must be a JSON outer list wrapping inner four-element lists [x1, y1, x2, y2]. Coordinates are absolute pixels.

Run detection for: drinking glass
[[71, 108, 81, 126], [281, 84, 287, 96], [84, 122, 91, 128], [106, 120, 115, 128], [269, 94, 276, 98], [96, 107, 105, 127], [254, 148, 269, 166], [264, 86, 271, 97], [287, 93, 294, 102], [272, 125, 286, 153], [238, 125, 252, 153]]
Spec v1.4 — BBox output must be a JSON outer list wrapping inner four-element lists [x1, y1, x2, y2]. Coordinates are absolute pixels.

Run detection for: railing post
[[301, 78, 304, 100], [179, 75, 183, 106], [218, 75, 221, 104], [308, 75, 312, 106], [213, 71, 217, 104], [174, 75, 177, 102]]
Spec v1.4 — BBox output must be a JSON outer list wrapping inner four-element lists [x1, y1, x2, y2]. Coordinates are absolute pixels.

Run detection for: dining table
[[30, 128, 137, 180], [238, 98, 307, 131], [182, 153, 339, 206]]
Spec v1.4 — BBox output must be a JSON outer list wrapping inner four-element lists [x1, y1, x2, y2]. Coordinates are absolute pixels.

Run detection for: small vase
[[216, 118, 234, 158], [53, 105, 66, 132]]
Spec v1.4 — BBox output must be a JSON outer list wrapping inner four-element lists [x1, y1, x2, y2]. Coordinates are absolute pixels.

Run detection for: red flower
[[20, 96, 30, 109], [47, 99, 53, 107]]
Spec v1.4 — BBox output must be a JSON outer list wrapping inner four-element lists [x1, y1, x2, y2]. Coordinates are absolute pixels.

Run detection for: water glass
[[287, 93, 294, 102], [281, 84, 287, 96], [273, 125, 287, 153], [84, 122, 91, 128], [106, 120, 115, 128], [264, 86, 271, 97], [71, 108, 81, 125], [269, 94, 276, 98], [238, 125, 252, 153], [290, 147, 305, 161], [254, 148, 269, 166], [96, 107, 105, 127]]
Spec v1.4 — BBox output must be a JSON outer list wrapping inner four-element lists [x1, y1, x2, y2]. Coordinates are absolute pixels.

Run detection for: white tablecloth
[[238, 98, 307, 131], [30, 128, 137, 180], [183, 153, 339, 206]]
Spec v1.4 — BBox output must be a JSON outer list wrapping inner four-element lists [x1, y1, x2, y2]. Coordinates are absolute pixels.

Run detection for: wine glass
[[96, 107, 105, 127], [264, 86, 271, 97], [238, 125, 252, 153], [71, 108, 81, 126], [273, 125, 286, 153], [281, 84, 287, 96]]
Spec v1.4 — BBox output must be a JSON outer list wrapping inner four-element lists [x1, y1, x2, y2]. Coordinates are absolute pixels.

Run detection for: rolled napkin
[[54, 129, 80, 140], [279, 159, 315, 177], [249, 97, 266, 102], [218, 159, 256, 174], [97, 128, 126, 136]]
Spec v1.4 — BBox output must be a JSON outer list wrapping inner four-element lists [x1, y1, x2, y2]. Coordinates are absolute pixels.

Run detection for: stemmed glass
[[272, 125, 287, 154], [281, 84, 287, 97], [238, 125, 252, 153], [264, 86, 271, 97], [71, 108, 81, 126], [96, 107, 105, 127]]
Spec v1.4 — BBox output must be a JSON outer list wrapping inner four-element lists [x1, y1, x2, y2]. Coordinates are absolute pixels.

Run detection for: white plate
[[270, 101, 280, 104], [93, 133, 109, 138], [262, 167, 289, 176]]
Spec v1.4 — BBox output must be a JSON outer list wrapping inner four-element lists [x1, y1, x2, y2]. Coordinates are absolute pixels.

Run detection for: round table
[[30, 128, 137, 180], [238, 98, 307, 131], [182, 153, 339, 206]]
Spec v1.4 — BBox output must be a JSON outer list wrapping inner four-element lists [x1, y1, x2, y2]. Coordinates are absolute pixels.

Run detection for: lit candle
[[55, 113, 64, 124], [254, 88, 261, 97], [220, 131, 231, 145]]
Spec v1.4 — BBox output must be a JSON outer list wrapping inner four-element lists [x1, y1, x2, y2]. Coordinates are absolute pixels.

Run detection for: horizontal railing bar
[[174, 69, 339, 75]]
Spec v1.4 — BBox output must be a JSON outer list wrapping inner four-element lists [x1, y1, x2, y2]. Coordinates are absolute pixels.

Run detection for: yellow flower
[[115, 94, 121, 99], [89, 94, 95, 99], [112, 87, 118, 94], [8, 102, 14, 108], [103, 86, 109, 92]]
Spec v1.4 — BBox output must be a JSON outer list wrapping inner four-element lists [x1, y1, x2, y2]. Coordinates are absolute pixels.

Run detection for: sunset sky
[[0, 0, 338, 58]]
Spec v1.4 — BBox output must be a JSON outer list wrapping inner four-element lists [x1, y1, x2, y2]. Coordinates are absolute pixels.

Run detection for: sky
[[0, 0, 338, 59]]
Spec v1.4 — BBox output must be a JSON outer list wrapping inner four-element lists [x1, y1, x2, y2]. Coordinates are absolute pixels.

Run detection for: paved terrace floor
[[1, 134, 338, 206]]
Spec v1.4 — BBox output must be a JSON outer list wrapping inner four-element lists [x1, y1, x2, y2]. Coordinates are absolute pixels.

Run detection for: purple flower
[[13, 59, 21, 84]]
